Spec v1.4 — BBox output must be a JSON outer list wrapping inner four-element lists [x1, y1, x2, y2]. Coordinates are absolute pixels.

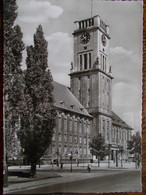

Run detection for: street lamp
[[68, 152, 72, 172], [56, 148, 59, 167], [116, 148, 118, 167], [108, 144, 111, 168], [75, 150, 79, 166]]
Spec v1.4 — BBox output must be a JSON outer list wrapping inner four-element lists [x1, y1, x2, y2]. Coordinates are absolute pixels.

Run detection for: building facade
[[48, 15, 133, 163], [46, 81, 93, 163]]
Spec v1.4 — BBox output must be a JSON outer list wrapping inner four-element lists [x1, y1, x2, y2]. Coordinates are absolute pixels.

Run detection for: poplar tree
[[3, 0, 24, 160], [18, 25, 56, 176]]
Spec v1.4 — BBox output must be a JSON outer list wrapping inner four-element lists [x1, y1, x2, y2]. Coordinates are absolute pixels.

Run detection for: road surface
[[8, 170, 142, 194]]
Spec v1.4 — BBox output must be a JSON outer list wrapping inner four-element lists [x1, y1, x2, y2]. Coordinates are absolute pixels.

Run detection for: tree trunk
[[30, 162, 36, 177], [121, 153, 123, 167], [98, 156, 100, 167]]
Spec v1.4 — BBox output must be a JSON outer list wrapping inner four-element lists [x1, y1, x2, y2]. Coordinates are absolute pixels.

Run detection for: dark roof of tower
[[53, 81, 92, 118], [112, 111, 133, 130]]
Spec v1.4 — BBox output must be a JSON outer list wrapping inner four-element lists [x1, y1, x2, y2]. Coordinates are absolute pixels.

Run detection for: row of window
[[53, 133, 89, 145], [79, 53, 92, 71], [111, 128, 131, 143], [79, 53, 106, 72], [52, 145, 88, 155], [102, 120, 110, 140], [57, 116, 90, 133]]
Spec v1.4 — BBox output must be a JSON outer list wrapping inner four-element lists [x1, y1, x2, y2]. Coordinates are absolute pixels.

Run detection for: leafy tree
[[119, 146, 124, 167], [127, 131, 142, 168], [3, 0, 24, 160], [89, 133, 106, 167], [17, 25, 56, 177]]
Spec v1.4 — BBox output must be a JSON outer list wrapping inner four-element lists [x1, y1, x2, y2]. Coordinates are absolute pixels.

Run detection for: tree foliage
[[89, 134, 106, 166], [17, 25, 56, 176], [3, 0, 24, 159], [127, 132, 141, 156]]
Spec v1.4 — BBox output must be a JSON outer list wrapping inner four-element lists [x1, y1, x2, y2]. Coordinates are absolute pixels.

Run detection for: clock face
[[101, 34, 106, 46], [81, 32, 90, 44]]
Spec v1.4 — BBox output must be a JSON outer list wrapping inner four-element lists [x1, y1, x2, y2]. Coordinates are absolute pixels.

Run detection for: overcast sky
[[15, 0, 143, 133]]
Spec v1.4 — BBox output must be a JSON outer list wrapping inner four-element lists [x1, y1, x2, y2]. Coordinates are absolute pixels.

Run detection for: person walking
[[87, 164, 91, 173]]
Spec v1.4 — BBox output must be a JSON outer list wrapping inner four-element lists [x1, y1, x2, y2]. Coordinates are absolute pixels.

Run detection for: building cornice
[[73, 26, 111, 39], [69, 68, 114, 79], [112, 122, 133, 130], [55, 105, 93, 119], [88, 110, 112, 118]]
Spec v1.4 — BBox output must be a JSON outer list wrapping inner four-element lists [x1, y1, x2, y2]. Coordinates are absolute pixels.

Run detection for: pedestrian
[[87, 164, 91, 173]]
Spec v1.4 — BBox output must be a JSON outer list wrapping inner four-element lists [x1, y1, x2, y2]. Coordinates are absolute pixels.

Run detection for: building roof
[[112, 111, 133, 130], [53, 81, 92, 118]]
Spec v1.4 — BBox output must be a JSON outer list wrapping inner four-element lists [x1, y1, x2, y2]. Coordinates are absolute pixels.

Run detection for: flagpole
[[91, 0, 93, 17]]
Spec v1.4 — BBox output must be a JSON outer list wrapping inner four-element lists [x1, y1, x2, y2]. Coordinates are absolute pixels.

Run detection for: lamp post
[[108, 144, 111, 168], [56, 148, 59, 167], [68, 152, 72, 172], [116, 150, 118, 167], [75, 150, 78, 166]]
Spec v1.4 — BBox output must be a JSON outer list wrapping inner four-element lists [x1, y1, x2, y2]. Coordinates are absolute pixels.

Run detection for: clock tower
[[69, 15, 113, 144]]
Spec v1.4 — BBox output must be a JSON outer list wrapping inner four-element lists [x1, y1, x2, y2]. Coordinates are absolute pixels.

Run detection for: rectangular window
[[116, 130, 118, 143], [84, 137, 87, 144], [74, 120, 77, 133], [103, 56, 105, 71], [64, 146, 67, 154], [52, 134, 55, 141], [105, 57, 106, 72], [80, 55, 82, 70], [92, 18, 94, 25], [69, 147, 72, 152], [70, 119, 72, 131], [89, 53, 91, 69], [87, 123, 90, 133], [64, 134, 67, 142], [58, 133, 62, 142], [119, 129, 121, 140], [84, 54, 87, 70], [85, 20, 88, 27], [82, 21, 84, 28], [74, 136, 77, 144], [69, 135, 72, 143], [107, 121, 109, 140], [64, 118, 67, 132], [79, 122, 82, 133], [59, 146, 62, 153], [52, 146, 56, 154], [100, 54, 102, 69], [112, 128, 114, 142], [80, 136, 82, 144], [84, 122, 86, 132], [58, 117, 61, 131], [103, 120, 105, 137], [127, 131, 129, 141]]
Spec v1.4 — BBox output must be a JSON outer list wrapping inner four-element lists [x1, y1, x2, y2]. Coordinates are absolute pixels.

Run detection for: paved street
[[4, 167, 141, 194]]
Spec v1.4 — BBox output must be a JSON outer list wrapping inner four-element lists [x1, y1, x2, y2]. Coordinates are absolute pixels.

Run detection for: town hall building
[[47, 15, 133, 164]]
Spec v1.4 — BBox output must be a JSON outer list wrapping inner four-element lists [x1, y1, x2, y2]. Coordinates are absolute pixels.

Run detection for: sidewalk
[[3, 162, 140, 194]]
